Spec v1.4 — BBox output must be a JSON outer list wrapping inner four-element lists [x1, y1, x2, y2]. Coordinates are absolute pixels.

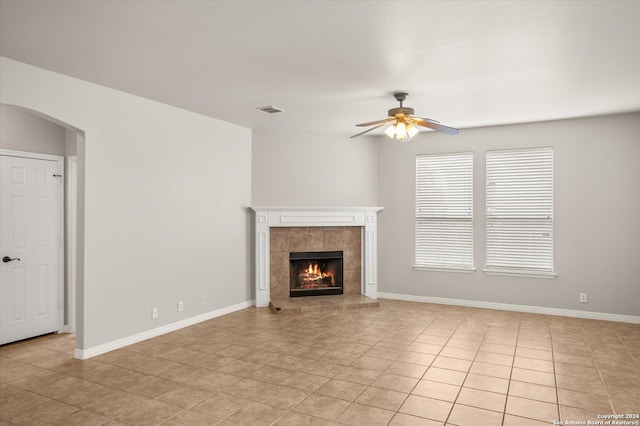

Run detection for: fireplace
[[290, 251, 343, 297]]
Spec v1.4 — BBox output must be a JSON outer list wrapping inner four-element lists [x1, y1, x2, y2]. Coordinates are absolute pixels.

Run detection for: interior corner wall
[[251, 129, 378, 207], [377, 112, 640, 317], [0, 57, 252, 350]]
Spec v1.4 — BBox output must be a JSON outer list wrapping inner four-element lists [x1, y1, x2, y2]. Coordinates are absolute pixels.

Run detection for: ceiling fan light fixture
[[384, 118, 419, 141]]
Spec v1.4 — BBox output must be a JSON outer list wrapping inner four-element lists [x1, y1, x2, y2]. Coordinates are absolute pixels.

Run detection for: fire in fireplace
[[290, 251, 343, 297]]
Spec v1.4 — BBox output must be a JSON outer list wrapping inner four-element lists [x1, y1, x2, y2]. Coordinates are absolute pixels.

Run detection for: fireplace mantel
[[249, 207, 383, 307]]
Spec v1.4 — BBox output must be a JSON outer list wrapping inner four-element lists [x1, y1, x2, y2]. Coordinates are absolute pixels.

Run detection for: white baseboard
[[377, 292, 640, 324], [74, 300, 254, 360]]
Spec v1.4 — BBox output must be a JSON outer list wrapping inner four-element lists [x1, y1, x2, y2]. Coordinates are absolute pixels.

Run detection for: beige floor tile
[[280, 372, 329, 392], [445, 338, 481, 351], [255, 384, 309, 409], [222, 377, 275, 401], [115, 399, 182, 425], [513, 356, 554, 373], [406, 342, 444, 355], [399, 395, 453, 422], [335, 402, 395, 425], [505, 395, 559, 423], [46, 409, 112, 426], [517, 338, 553, 352], [371, 372, 419, 393], [385, 360, 428, 378], [154, 385, 212, 409], [321, 350, 361, 366], [356, 386, 408, 411], [475, 351, 514, 367], [463, 373, 509, 394], [250, 365, 296, 383], [559, 405, 604, 422], [431, 356, 472, 372], [162, 410, 218, 426], [316, 379, 366, 401], [273, 411, 330, 425], [294, 393, 350, 420], [190, 391, 248, 419], [468, 361, 511, 379], [396, 351, 437, 366], [511, 367, 555, 387], [333, 366, 379, 385], [4, 399, 77, 425], [423, 367, 467, 386], [456, 387, 506, 412], [508, 381, 557, 404], [301, 359, 345, 377], [447, 403, 503, 426], [503, 414, 550, 426], [1, 300, 625, 426], [557, 388, 613, 413], [412, 380, 460, 402], [479, 343, 516, 356], [515, 347, 553, 361], [83, 389, 147, 418], [415, 335, 449, 346], [389, 413, 444, 425], [438, 347, 477, 361], [350, 355, 393, 371], [224, 401, 286, 426], [555, 373, 607, 395], [553, 361, 600, 380]]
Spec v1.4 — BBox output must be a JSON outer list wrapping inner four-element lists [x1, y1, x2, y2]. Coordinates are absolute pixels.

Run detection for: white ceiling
[[1, 0, 639, 137]]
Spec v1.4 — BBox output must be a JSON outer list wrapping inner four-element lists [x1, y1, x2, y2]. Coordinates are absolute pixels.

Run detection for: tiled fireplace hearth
[[250, 207, 383, 308]]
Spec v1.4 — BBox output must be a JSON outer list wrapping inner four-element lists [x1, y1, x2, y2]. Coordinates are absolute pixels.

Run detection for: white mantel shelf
[[249, 207, 383, 307]]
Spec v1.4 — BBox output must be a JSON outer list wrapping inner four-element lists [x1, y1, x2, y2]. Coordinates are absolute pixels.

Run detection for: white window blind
[[485, 147, 554, 274], [416, 153, 473, 270]]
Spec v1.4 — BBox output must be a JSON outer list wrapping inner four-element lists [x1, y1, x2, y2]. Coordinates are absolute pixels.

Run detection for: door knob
[[2, 256, 20, 263]]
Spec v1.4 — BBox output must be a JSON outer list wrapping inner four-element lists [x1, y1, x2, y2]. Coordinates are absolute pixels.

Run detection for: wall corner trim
[[74, 300, 254, 360], [377, 292, 640, 324]]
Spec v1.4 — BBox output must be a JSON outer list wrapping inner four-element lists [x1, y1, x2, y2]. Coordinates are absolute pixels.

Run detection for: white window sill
[[483, 268, 557, 279], [413, 265, 476, 274]]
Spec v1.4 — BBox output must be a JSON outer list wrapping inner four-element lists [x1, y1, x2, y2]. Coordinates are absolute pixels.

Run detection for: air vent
[[257, 105, 284, 114]]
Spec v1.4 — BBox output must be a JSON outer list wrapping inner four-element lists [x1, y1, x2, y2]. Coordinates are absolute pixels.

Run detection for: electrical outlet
[[178, 301, 184, 312], [202, 296, 207, 305], [579, 293, 588, 303], [152, 307, 159, 319]]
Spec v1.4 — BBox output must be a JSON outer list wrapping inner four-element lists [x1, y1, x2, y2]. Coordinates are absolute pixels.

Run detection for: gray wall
[[2, 57, 252, 351], [252, 129, 379, 207], [377, 112, 640, 317], [0, 104, 66, 154]]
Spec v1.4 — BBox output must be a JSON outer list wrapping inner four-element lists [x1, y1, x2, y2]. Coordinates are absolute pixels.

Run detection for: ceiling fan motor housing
[[388, 107, 415, 117]]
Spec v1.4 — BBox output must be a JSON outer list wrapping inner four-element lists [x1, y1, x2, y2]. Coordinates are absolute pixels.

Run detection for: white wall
[[0, 57, 252, 350], [252, 129, 378, 207], [377, 113, 640, 317]]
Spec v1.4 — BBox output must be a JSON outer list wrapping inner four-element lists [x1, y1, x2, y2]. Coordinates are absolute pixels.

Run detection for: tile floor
[[1, 299, 639, 425]]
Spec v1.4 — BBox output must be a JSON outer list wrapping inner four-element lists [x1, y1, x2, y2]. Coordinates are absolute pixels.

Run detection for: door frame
[[0, 149, 65, 336]]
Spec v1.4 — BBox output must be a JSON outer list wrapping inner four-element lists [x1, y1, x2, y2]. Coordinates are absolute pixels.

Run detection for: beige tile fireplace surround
[[269, 226, 362, 301], [250, 207, 383, 308]]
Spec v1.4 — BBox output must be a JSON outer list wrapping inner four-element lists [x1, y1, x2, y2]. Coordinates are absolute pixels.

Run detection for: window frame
[[484, 147, 556, 278], [414, 152, 475, 273]]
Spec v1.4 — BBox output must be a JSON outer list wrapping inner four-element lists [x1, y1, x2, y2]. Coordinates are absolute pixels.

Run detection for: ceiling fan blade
[[415, 119, 459, 135], [350, 122, 387, 138], [414, 116, 440, 124], [355, 118, 393, 127]]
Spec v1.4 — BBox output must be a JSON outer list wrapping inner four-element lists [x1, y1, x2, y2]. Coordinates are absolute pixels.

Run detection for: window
[[415, 152, 474, 271], [485, 147, 554, 277]]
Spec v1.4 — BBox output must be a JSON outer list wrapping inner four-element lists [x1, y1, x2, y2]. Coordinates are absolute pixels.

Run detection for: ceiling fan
[[351, 92, 459, 141]]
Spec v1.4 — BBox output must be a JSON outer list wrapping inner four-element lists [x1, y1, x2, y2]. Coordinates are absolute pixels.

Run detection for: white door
[[1, 152, 62, 345]]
